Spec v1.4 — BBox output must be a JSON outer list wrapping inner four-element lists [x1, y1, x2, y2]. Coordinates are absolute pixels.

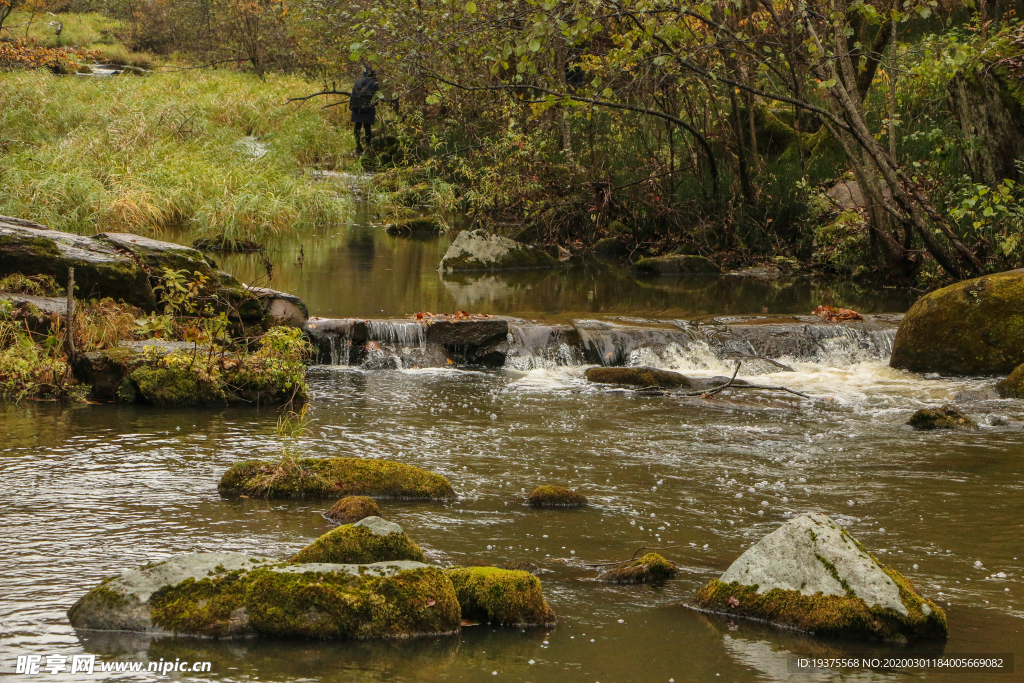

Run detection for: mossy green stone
[[694, 575, 947, 642], [527, 485, 587, 507], [996, 363, 1024, 398], [446, 567, 556, 627], [890, 269, 1024, 375], [131, 366, 226, 406], [218, 457, 456, 500], [149, 565, 460, 639], [291, 524, 425, 565], [325, 496, 382, 524], [597, 553, 678, 583]]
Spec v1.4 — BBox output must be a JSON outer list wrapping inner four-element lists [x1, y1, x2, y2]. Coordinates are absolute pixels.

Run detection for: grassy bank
[[0, 69, 354, 244]]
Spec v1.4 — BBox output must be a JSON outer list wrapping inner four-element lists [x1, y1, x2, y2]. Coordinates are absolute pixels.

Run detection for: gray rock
[[720, 513, 906, 614], [245, 286, 309, 327], [438, 229, 560, 272], [68, 552, 274, 633], [352, 516, 404, 537], [695, 513, 947, 641]]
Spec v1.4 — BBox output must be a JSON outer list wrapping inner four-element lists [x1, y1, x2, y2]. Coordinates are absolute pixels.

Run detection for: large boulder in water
[[219, 457, 456, 500], [291, 517, 425, 564], [67, 552, 460, 639], [996, 363, 1024, 398], [586, 366, 693, 388], [890, 270, 1024, 375], [693, 513, 946, 642], [438, 229, 560, 272]]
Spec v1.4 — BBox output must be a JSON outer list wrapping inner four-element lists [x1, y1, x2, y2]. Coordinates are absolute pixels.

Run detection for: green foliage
[[0, 319, 77, 402], [0, 273, 64, 297], [0, 70, 352, 243], [950, 178, 1024, 266]]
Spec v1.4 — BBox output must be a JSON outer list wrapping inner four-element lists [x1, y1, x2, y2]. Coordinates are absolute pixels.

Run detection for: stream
[[2, 203, 1022, 682]]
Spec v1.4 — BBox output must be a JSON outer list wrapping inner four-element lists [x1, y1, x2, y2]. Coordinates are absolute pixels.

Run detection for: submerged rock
[[446, 567, 557, 627], [633, 254, 721, 275], [384, 216, 443, 235], [585, 366, 693, 389], [218, 457, 456, 500], [693, 513, 947, 642], [907, 405, 978, 430], [996, 364, 1024, 398], [890, 269, 1024, 375], [67, 553, 459, 639], [527, 485, 587, 508], [292, 517, 425, 564], [325, 496, 381, 524], [438, 229, 560, 273], [597, 553, 678, 584]]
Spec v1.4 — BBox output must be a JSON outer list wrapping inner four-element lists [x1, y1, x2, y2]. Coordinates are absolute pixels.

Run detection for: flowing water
[[2, 208, 1022, 683]]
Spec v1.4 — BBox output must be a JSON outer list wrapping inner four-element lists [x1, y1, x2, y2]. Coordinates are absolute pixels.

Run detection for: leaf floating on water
[[727, 596, 740, 608]]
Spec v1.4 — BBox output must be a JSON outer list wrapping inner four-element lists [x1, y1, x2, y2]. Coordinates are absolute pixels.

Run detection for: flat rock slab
[[68, 553, 459, 639]]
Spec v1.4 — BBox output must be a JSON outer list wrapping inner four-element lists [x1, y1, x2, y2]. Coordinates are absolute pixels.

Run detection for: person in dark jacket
[[350, 68, 379, 154]]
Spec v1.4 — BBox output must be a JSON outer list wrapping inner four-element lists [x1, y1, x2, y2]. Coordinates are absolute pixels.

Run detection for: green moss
[[585, 366, 692, 389], [218, 457, 456, 500], [446, 567, 556, 627], [597, 553, 678, 583], [291, 524, 425, 564], [907, 405, 978, 430], [890, 270, 1024, 375], [812, 210, 870, 275], [527, 485, 587, 508], [693, 577, 947, 642], [815, 554, 855, 597], [149, 566, 461, 639], [996, 363, 1024, 398], [130, 365, 226, 407], [325, 496, 381, 524]]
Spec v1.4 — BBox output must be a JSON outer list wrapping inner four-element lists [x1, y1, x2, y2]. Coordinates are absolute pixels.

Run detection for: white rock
[[720, 512, 907, 615]]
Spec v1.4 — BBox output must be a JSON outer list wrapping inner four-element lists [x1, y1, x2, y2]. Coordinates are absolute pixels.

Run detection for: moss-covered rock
[[131, 365, 226, 406], [526, 485, 587, 508], [291, 517, 425, 564], [890, 269, 1024, 375], [438, 229, 561, 272], [385, 216, 443, 235], [597, 553, 678, 584], [585, 366, 693, 389], [633, 254, 721, 275], [907, 405, 978, 430], [69, 552, 460, 639], [592, 236, 629, 256], [692, 513, 946, 642], [996, 363, 1024, 398], [219, 457, 456, 500], [325, 496, 381, 524], [446, 567, 556, 627]]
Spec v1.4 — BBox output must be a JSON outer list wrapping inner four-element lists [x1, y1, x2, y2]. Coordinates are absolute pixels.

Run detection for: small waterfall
[[304, 319, 361, 366], [504, 324, 584, 370], [366, 320, 427, 349], [575, 320, 698, 366]]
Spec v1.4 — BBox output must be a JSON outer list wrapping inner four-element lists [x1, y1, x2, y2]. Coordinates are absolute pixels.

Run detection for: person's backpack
[[350, 78, 375, 110]]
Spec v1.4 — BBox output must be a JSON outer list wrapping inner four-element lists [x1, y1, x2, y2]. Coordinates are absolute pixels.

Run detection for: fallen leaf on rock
[[727, 596, 740, 608], [814, 305, 863, 322]]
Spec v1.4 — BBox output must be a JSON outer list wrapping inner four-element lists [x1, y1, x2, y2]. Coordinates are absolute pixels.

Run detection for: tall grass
[[0, 69, 354, 243]]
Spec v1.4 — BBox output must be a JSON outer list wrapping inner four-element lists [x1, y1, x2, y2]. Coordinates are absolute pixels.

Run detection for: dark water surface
[[2, 209, 1022, 682]]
